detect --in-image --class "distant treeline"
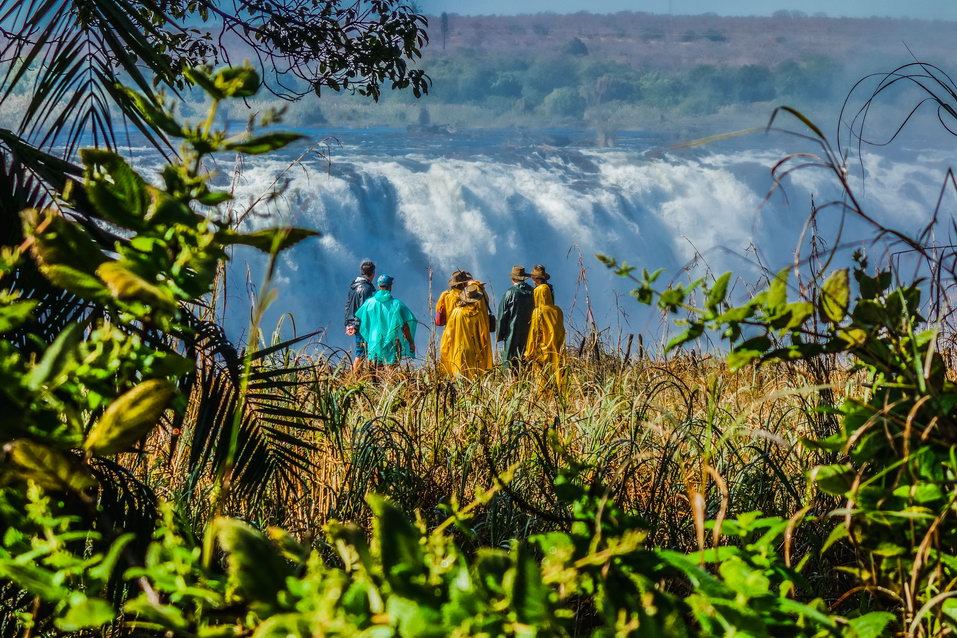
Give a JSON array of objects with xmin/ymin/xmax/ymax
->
[
  {"xmin": 393, "ymin": 49, "xmax": 843, "ymax": 120},
  {"xmin": 40, "ymin": 10, "xmax": 937, "ymax": 132}
]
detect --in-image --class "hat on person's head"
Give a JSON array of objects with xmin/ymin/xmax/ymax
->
[
  {"xmin": 530, "ymin": 264, "xmax": 551, "ymax": 281},
  {"xmin": 376, "ymin": 274, "xmax": 394, "ymax": 287},
  {"xmin": 459, "ymin": 283, "xmax": 484, "ymax": 304},
  {"xmin": 509, "ymin": 265, "xmax": 529, "ymax": 280},
  {"xmin": 448, "ymin": 269, "xmax": 471, "ymax": 287}
]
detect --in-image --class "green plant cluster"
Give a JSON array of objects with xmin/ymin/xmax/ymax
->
[
  {"xmin": 0, "ymin": 65, "xmax": 317, "ymax": 632},
  {"xmin": 4, "ymin": 456, "xmax": 891, "ymax": 636},
  {"xmin": 600, "ymin": 242, "xmax": 957, "ymax": 633}
]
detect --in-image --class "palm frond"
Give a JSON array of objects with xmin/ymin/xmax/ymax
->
[
  {"xmin": 0, "ymin": 0, "xmax": 190, "ymax": 153},
  {"xmin": 179, "ymin": 324, "xmax": 324, "ymax": 506}
]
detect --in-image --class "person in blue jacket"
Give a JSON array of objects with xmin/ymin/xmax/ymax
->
[{"xmin": 354, "ymin": 274, "xmax": 417, "ymax": 368}]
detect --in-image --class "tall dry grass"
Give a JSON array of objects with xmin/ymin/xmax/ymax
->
[{"xmin": 141, "ymin": 348, "xmax": 858, "ymax": 566}]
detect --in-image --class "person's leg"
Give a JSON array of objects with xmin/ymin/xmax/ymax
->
[{"xmin": 352, "ymin": 335, "xmax": 367, "ymax": 374}]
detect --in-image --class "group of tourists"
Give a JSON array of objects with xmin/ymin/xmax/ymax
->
[{"xmin": 342, "ymin": 260, "xmax": 566, "ymax": 381}]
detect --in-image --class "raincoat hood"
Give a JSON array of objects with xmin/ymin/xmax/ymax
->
[
  {"xmin": 534, "ymin": 283, "xmax": 555, "ymax": 307},
  {"xmin": 351, "ymin": 276, "xmax": 374, "ymax": 293}
]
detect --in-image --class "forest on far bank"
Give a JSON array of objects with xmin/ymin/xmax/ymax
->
[
  {"xmin": 187, "ymin": 11, "xmax": 957, "ymax": 133},
  {"xmin": 3, "ymin": 11, "xmax": 949, "ymax": 135}
]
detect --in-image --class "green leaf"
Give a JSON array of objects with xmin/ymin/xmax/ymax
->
[
  {"xmin": 846, "ymin": 611, "xmax": 896, "ymax": 638},
  {"xmin": 837, "ymin": 327, "xmax": 868, "ymax": 347},
  {"xmin": 122, "ymin": 598, "xmax": 188, "ymax": 631},
  {"xmin": 24, "ymin": 209, "xmax": 106, "ymax": 273},
  {"xmin": 511, "ymin": 542, "xmax": 549, "ymax": 625},
  {"xmin": 370, "ymin": 495, "xmax": 427, "ymax": 596},
  {"xmin": 196, "ymin": 190, "xmax": 233, "ymax": 206},
  {"xmin": 224, "ymin": 132, "xmax": 304, "ymax": 155},
  {"xmin": 726, "ymin": 336, "xmax": 771, "ymax": 371},
  {"xmin": 3, "ymin": 439, "xmax": 96, "ymax": 492},
  {"xmin": 666, "ymin": 322, "xmax": 704, "ymax": 351},
  {"xmin": 811, "ymin": 464, "xmax": 854, "ymax": 496},
  {"xmin": 766, "ymin": 267, "xmax": 789, "ymax": 316},
  {"xmin": 821, "ymin": 524, "xmax": 848, "ymax": 552},
  {"xmin": 56, "ymin": 597, "xmax": 115, "ymax": 631},
  {"xmin": 943, "ymin": 598, "xmax": 957, "ymax": 624},
  {"xmin": 0, "ymin": 561, "xmax": 69, "ymax": 601},
  {"xmin": 96, "ymin": 261, "xmax": 178, "ymax": 312},
  {"xmin": 706, "ymin": 272, "xmax": 731, "ymax": 310},
  {"xmin": 25, "ymin": 322, "xmax": 82, "ymax": 390},
  {"xmin": 717, "ymin": 557, "xmax": 770, "ymax": 598},
  {"xmin": 121, "ymin": 88, "xmax": 182, "ymax": 137},
  {"xmin": 386, "ymin": 596, "xmax": 444, "ymax": 638},
  {"xmin": 84, "ymin": 379, "xmax": 177, "ymax": 455},
  {"xmin": 218, "ymin": 227, "xmax": 320, "ymax": 253},
  {"xmin": 39, "ymin": 264, "xmax": 110, "ymax": 301},
  {"xmin": 0, "ymin": 300, "xmax": 38, "ymax": 333},
  {"xmin": 214, "ymin": 517, "xmax": 293, "ymax": 609},
  {"xmin": 715, "ymin": 303, "xmax": 757, "ymax": 324},
  {"xmin": 184, "ymin": 67, "xmax": 225, "ymax": 100},
  {"xmin": 819, "ymin": 269, "xmax": 850, "ymax": 324},
  {"xmin": 214, "ymin": 66, "xmax": 261, "ymax": 98},
  {"xmin": 147, "ymin": 189, "xmax": 199, "ymax": 226},
  {"xmin": 80, "ymin": 149, "xmax": 151, "ymax": 229},
  {"xmin": 658, "ymin": 287, "xmax": 685, "ymax": 313},
  {"xmin": 800, "ymin": 431, "xmax": 847, "ymax": 453},
  {"xmin": 779, "ymin": 301, "xmax": 814, "ymax": 333},
  {"xmin": 88, "ymin": 534, "xmax": 136, "ymax": 585}
]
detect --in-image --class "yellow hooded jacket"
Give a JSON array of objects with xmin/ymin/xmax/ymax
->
[
  {"xmin": 525, "ymin": 284, "xmax": 565, "ymax": 381},
  {"xmin": 440, "ymin": 287, "xmax": 493, "ymax": 378},
  {"xmin": 439, "ymin": 281, "xmax": 491, "ymax": 375}
]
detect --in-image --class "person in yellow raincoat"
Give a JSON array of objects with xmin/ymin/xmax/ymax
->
[
  {"xmin": 437, "ymin": 270, "xmax": 492, "ymax": 375},
  {"xmin": 436, "ymin": 270, "xmax": 470, "ymax": 327},
  {"xmin": 524, "ymin": 279, "xmax": 565, "ymax": 386},
  {"xmin": 440, "ymin": 283, "xmax": 493, "ymax": 378}
]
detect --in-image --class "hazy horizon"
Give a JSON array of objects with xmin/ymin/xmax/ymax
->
[{"xmin": 422, "ymin": 1, "xmax": 957, "ymax": 22}]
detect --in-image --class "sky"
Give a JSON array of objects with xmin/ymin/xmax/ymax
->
[{"xmin": 420, "ymin": 1, "xmax": 957, "ymax": 21}]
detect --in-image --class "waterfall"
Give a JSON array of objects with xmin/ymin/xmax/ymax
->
[{"xmin": 133, "ymin": 130, "xmax": 956, "ymax": 354}]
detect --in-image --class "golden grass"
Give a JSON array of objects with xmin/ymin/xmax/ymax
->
[{"xmin": 141, "ymin": 351, "xmax": 858, "ymax": 552}]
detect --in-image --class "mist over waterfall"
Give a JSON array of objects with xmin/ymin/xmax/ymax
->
[{"xmin": 197, "ymin": 128, "xmax": 957, "ymax": 356}]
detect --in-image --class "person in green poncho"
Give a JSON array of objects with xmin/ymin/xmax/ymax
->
[
  {"xmin": 496, "ymin": 265, "xmax": 535, "ymax": 370},
  {"xmin": 354, "ymin": 274, "xmax": 417, "ymax": 366}
]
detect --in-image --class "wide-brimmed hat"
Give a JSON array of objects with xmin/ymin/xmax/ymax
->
[
  {"xmin": 459, "ymin": 283, "xmax": 484, "ymax": 304},
  {"xmin": 448, "ymin": 269, "xmax": 471, "ymax": 287},
  {"xmin": 530, "ymin": 264, "xmax": 551, "ymax": 281},
  {"xmin": 509, "ymin": 265, "xmax": 529, "ymax": 280}
]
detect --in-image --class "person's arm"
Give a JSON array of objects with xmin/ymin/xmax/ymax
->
[
  {"xmin": 496, "ymin": 290, "xmax": 511, "ymax": 343},
  {"xmin": 401, "ymin": 322, "xmax": 415, "ymax": 354},
  {"xmin": 344, "ymin": 288, "xmax": 356, "ymax": 330},
  {"xmin": 435, "ymin": 291, "xmax": 447, "ymax": 326},
  {"xmin": 524, "ymin": 311, "xmax": 540, "ymax": 360}
]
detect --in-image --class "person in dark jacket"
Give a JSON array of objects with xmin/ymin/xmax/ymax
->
[
  {"xmin": 344, "ymin": 259, "xmax": 376, "ymax": 372},
  {"xmin": 496, "ymin": 265, "xmax": 535, "ymax": 370}
]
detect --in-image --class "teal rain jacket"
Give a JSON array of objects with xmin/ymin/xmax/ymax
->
[{"xmin": 354, "ymin": 289, "xmax": 417, "ymax": 364}]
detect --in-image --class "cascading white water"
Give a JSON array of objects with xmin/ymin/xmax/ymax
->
[{"xmin": 140, "ymin": 129, "xmax": 957, "ymax": 356}]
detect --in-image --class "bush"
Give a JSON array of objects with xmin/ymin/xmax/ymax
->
[
  {"xmin": 541, "ymin": 87, "xmax": 587, "ymax": 118},
  {"xmin": 562, "ymin": 36, "xmax": 589, "ymax": 56}
]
